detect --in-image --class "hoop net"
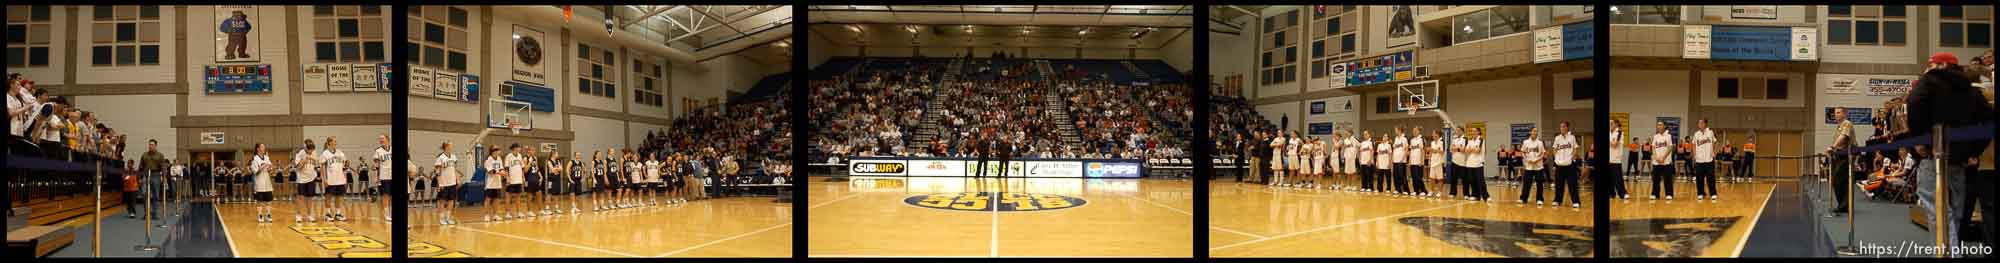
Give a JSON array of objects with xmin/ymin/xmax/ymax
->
[{"xmin": 507, "ymin": 120, "xmax": 523, "ymax": 135}]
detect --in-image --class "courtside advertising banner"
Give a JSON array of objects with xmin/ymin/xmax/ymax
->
[
  {"xmin": 1085, "ymin": 161, "xmax": 1144, "ymax": 178},
  {"xmin": 848, "ymin": 159, "xmax": 908, "ymax": 176},
  {"xmin": 1023, "ymin": 161, "xmax": 1083, "ymax": 178},
  {"xmin": 907, "ymin": 159, "xmax": 964, "ymax": 176}
]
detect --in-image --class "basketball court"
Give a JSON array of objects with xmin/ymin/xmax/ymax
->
[
  {"xmin": 1209, "ymin": 181, "xmax": 1596, "ymax": 257},
  {"xmin": 808, "ymin": 176, "xmax": 1193, "ymax": 257}
]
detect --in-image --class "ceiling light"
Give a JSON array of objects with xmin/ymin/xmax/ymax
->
[
  {"xmin": 512, "ymin": 34, "xmax": 521, "ymax": 39},
  {"xmin": 848, "ymin": 25, "xmax": 862, "ymax": 32},
  {"xmin": 775, "ymin": 41, "xmax": 789, "ymax": 47},
  {"xmin": 1609, "ymin": 6, "xmax": 1620, "ymax": 14}
]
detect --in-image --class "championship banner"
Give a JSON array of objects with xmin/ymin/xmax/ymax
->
[
  {"xmin": 213, "ymin": 6, "xmax": 261, "ymax": 63},
  {"xmin": 461, "ymin": 74, "xmax": 481, "ymax": 102},
  {"xmin": 351, "ymin": 63, "xmax": 379, "ymax": 92},
  {"xmin": 410, "ymin": 66, "xmax": 434, "ymax": 96},
  {"xmin": 434, "ymin": 71, "xmax": 462, "ymax": 100},
  {"xmin": 328, "ymin": 64, "xmax": 353, "ymax": 91},
  {"xmin": 907, "ymin": 159, "xmax": 964, "ymax": 176},
  {"xmin": 302, "ymin": 64, "xmax": 329, "ymax": 92},
  {"xmin": 510, "ymin": 25, "xmax": 548, "ymax": 85}
]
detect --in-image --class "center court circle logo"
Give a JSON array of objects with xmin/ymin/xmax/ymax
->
[{"xmin": 903, "ymin": 192, "xmax": 1087, "ymax": 212}]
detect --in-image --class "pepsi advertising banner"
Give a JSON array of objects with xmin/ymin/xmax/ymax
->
[{"xmin": 1085, "ymin": 161, "xmax": 1144, "ymax": 178}]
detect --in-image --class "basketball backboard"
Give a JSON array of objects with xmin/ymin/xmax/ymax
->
[
  {"xmin": 487, "ymin": 99, "xmax": 533, "ymax": 131},
  {"xmin": 1396, "ymin": 80, "xmax": 1441, "ymax": 112}
]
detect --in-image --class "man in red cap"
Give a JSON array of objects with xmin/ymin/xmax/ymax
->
[{"xmin": 1906, "ymin": 51, "xmax": 1994, "ymax": 251}]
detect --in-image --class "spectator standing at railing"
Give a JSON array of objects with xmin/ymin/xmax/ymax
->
[
  {"xmin": 1904, "ymin": 52, "xmax": 1994, "ymax": 249},
  {"xmin": 141, "ymin": 139, "xmax": 168, "ymax": 220}
]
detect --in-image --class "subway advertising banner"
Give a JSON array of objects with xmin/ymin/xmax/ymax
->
[{"xmin": 849, "ymin": 157, "xmax": 1144, "ymax": 178}]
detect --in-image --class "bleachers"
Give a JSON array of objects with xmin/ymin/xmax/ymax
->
[
  {"xmin": 733, "ymin": 73, "xmax": 791, "ymax": 105},
  {"xmin": 1133, "ymin": 60, "xmax": 1185, "ymax": 83},
  {"xmin": 812, "ymin": 57, "xmax": 863, "ymax": 79}
]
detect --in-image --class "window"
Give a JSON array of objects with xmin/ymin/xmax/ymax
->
[
  {"xmin": 1308, "ymin": 7, "xmax": 1355, "ymax": 81},
  {"xmin": 1340, "ymin": 34, "xmax": 1355, "ymax": 53},
  {"xmin": 1765, "ymin": 79, "xmax": 1788, "ymax": 99},
  {"xmin": 1375, "ymin": 96, "xmax": 1392, "ymax": 114},
  {"xmin": 1717, "ymin": 78, "xmax": 1740, "ymax": 98},
  {"xmin": 1571, "ymin": 77, "xmax": 1594, "ymax": 100},
  {"xmin": 577, "ymin": 43, "xmax": 616, "ymax": 99},
  {"xmin": 631, "ymin": 59, "xmax": 664, "ymax": 107},
  {"xmin": 1311, "ymin": 40, "xmax": 1324, "ymax": 58},
  {"xmin": 1261, "ymin": 8, "xmax": 1303, "ymax": 85},
  {"xmin": 1828, "ymin": 6, "xmax": 1907, "ymax": 46},
  {"xmin": 408, "ymin": 6, "xmax": 469, "ymax": 72},
  {"xmin": 1453, "ymin": 9, "xmax": 1491, "ymax": 44},
  {"xmin": 1612, "ymin": 5, "xmax": 1680, "ymax": 25},
  {"xmin": 6, "ymin": 5, "xmax": 54, "ymax": 67},
  {"xmin": 1938, "ymin": 5, "xmax": 1992, "ymax": 48},
  {"xmin": 1490, "ymin": 6, "xmax": 1530, "ymax": 36},
  {"xmin": 315, "ymin": 5, "xmax": 387, "ymax": 63},
  {"xmin": 90, "ymin": 5, "xmax": 161, "ymax": 66}
]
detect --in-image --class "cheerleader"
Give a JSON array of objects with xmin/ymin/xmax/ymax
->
[
  {"xmin": 433, "ymin": 142, "xmax": 461, "ymax": 225},
  {"xmin": 251, "ymin": 143, "xmax": 276, "ymax": 223},
  {"xmin": 1520, "ymin": 127, "xmax": 1547, "ymax": 205}
]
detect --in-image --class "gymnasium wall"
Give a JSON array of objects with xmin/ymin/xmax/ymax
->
[
  {"xmin": 9, "ymin": 6, "xmax": 69, "ymax": 85},
  {"xmin": 407, "ymin": 130, "xmax": 478, "ymax": 176},
  {"xmin": 1209, "ymin": 15, "xmax": 1256, "ymax": 98},
  {"xmin": 567, "ymin": 114, "xmax": 628, "ymax": 157},
  {"xmin": 1159, "ymin": 29, "xmax": 1193, "ymax": 72},
  {"xmin": 1437, "ymin": 75, "xmax": 1541, "ymax": 176},
  {"xmin": 1610, "ymin": 69, "xmax": 1691, "ymax": 140},
  {"xmin": 301, "ymin": 125, "xmax": 392, "ymax": 165},
  {"xmin": 486, "ymin": 10, "xmax": 567, "ymax": 131}
]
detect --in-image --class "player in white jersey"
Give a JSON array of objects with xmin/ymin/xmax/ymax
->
[
  {"xmin": 645, "ymin": 152, "xmax": 664, "ymax": 206},
  {"xmin": 1649, "ymin": 122, "xmax": 1676, "ymax": 200},
  {"xmin": 434, "ymin": 142, "xmax": 461, "ymax": 225},
  {"xmin": 1357, "ymin": 131, "xmax": 1376, "ymax": 192},
  {"xmin": 1519, "ymin": 127, "xmax": 1547, "ymax": 205},
  {"xmin": 1551, "ymin": 121, "xmax": 1582, "ymax": 208},
  {"xmin": 1305, "ymin": 137, "xmax": 1323, "ymax": 188},
  {"xmin": 1374, "ymin": 134, "xmax": 1393, "ymax": 194},
  {"xmin": 251, "ymin": 143, "xmax": 276, "ymax": 223},
  {"xmin": 1690, "ymin": 118, "xmax": 1718, "ymax": 200},
  {"xmin": 483, "ymin": 146, "xmax": 506, "ymax": 221},
  {"xmin": 1286, "ymin": 132, "xmax": 1303, "ymax": 187},
  {"xmin": 1340, "ymin": 131, "xmax": 1360, "ymax": 191},
  {"xmin": 294, "ymin": 140, "xmax": 320, "ymax": 223},
  {"xmin": 504, "ymin": 144, "xmax": 527, "ymax": 218},
  {"xmin": 374, "ymin": 135, "xmax": 393, "ymax": 221},
  {"xmin": 1608, "ymin": 120, "xmax": 1630, "ymax": 199},
  {"xmin": 1268, "ymin": 133, "xmax": 1288, "ymax": 187},
  {"xmin": 321, "ymin": 137, "xmax": 350, "ymax": 221},
  {"xmin": 1409, "ymin": 126, "xmax": 1430, "ymax": 196},
  {"xmin": 1391, "ymin": 127, "xmax": 1410, "ymax": 195},
  {"xmin": 1465, "ymin": 128, "xmax": 1490, "ymax": 201},
  {"xmin": 1428, "ymin": 130, "xmax": 1447, "ymax": 196}
]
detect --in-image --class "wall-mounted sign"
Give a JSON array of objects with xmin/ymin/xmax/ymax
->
[
  {"xmin": 352, "ymin": 63, "xmax": 379, "ymax": 91},
  {"xmin": 327, "ymin": 64, "xmax": 352, "ymax": 91},
  {"xmin": 510, "ymin": 25, "xmax": 548, "ymax": 85},
  {"xmin": 1510, "ymin": 123, "xmax": 1537, "ymax": 145},
  {"xmin": 1693, "ymin": 25, "xmax": 1816, "ymax": 61},
  {"xmin": 1864, "ymin": 78, "xmax": 1913, "ymax": 96},
  {"xmin": 1824, "ymin": 107, "xmax": 1875, "ymax": 125},
  {"xmin": 1683, "ymin": 25, "xmax": 1711, "ymax": 59},
  {"xmin": 200, "ymin": 132, "xmax": 226, "ymax": 145},
  {"xmin": 302, "ymin": 64, "xmax": 329, "ymax": 92},
  {"xmin": 1561, "ymin": 22, "xmax": 1594, "ymax": 61},
  {"xmin": 213, "ymin": 6, "xmax": 261, "ymax": 63},
  {"xmin": 1730, "ymin": 6, "xmax": 1779, "ymax": 19},
  {"xmin": 410, "ymin": 66, "xmax": 434, "ymax": 96},
  {"xmin": 1534, "ymin": 26, "xmax": 1565, "ymax": 63}
]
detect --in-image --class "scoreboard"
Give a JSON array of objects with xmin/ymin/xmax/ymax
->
[{"xmin": 205, "ymin": 64, "xmax": 273, "ymax": 94}]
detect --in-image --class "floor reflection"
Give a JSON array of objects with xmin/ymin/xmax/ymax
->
[
  {"xmin": 1608, "ymin": 217, "xmax": 1742, "ymax": 257},
  {"xmin": 1397, "ymin": 216, "xmax": 1594, "ymax": 258}
]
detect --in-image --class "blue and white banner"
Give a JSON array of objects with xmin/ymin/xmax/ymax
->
[{"xmin": 1693, "ymin": 25, "xmax": 1817, "ymax": 61}]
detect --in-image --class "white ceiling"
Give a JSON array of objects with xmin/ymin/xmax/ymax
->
[
  {"xmin": 598, "ymin": 5, "xmax": 792, "ymax": 63},
  {"xmin": 809, "ymin": 5, "xmax": 1193, "ymax": 48}
]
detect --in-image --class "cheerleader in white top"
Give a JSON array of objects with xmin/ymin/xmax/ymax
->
[
  {"xmin": 374, "ymin": 134, "xmax": 393, "ymax": 222},
  {"xmin": 1409, "ymin": 126, "xmax": 1430, "ymax": 196},
  {"xmin": 321, "ymin": 137, "xmax": 350, "ymax": 221},
  {"xmin": 433, "ymin": 142, "xmax": 461, "ymax": 225},
  {"xmin": 294, "ymin": 140, "xmax": 320, "ymax": 223},
  {"xmin": 1340, "ymin": 131, "xmax": 1361, "ymax": 191},
  {"xmin": 1374, "ymin": 134, "xmax": 1393, "ymax": 194},
  {"xmin": 1357, "ymin": 131, "xmax": 1376, "ymax": 192}
]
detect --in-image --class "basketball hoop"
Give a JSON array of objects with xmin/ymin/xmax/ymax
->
[
  {"xmin": 1405, "ymin": 101, "xmax": 1420, "ymax": 116},
  {"xmin": 507, "ymin": 120, "xmax": 523, "ymax": 135}
]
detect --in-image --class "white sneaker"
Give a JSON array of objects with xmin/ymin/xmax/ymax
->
[
  {"xmin": 1666, "ymin": 196, "xmax": 1674, "ymax": 200},
  {"xmin": 1536, "ymin": 201, "xmax": 1544, "ymax": 205},
  {"xmin": 296, "ymin": 215, "xmax": 304, "ymax": 222}
]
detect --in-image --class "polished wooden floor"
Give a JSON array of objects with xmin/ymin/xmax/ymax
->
[
  {"xmin": 1608, "ymin": 179, "xmax": 1777, "ymax": 257},
  {"xmin": 406, "ymin": 197, "xmax": 791, "ymax": 257},
  {"xmin": 215, "ymin": 201, "xmax": 397, "ymax": 257},
  {"xmin": 808, "ymin": 176, "xmax": 1193, "ymax": 257},
  {"xmin": 1210, "ymin": 179, "xmax": 1595, "ymax": 258}
]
